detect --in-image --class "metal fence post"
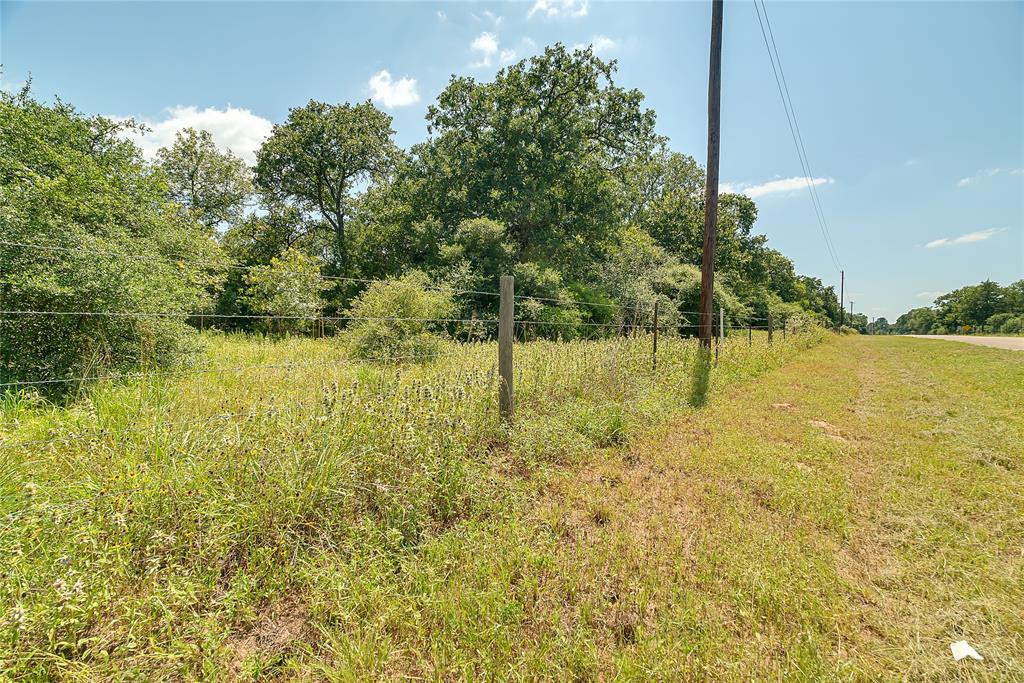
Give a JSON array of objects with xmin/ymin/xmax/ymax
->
[
  {"xmin": 652, "ymin": 300, "xmax": 659, "ymax": 370},
  {"xmin": 748, "ymin": 321, "xmax": 752, "ymax": 346},
  {"xmin": 499, "ymin": 275, "xmax": 514, "ymax": 421},
  {"xmin": 719, "ymin": 305, "xmax": 725, "ymax": 342}
]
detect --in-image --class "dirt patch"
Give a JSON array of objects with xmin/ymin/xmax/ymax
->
[
  {"xmin": 226, "ymin": 598, "xmax": 310, "ymax": 676},
  {"xmin": 809, "ymin": 419, "xmax": 850, "ymax": 443}
]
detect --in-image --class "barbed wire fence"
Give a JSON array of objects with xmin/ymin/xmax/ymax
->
[{"xmin": 1, "ymin": 239, "xmax": 790, "ymax": 522}]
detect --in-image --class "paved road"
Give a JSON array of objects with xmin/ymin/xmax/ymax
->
[{"xmin": 905, "ymin": 334, "xmax": 1024, "ymax": 351}]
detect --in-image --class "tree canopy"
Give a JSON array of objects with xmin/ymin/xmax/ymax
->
[
  {"xmin": 3, "ymin": 43, "xmax": 862, "ymax": 388},
  {"xmin": 255, "ymin": 100, "xmax": 400, "ymax": 273},
  {"xmin": 892, "ymin": 279, "xmax": 1024, "ymax": 335},
  {"xmin": 155, "ymin": 128, "xmax": 252, "ymax": 231},
  {"xmin": 0, "ymin": 86, "xmax": 224, "ymax": 387}
]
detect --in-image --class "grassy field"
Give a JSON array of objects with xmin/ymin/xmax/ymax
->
[{"xmin": 2, "ymin": 331, "xmax": 1022, "ymax": 681}]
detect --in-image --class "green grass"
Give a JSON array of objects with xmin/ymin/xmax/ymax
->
[
  {"xmin": 4, "ymin": 332, "xmax": 1020, "ymax": 680},
  {"xmin": 0, "ymin": 329, "xmax": 824, "ymax": 679}
]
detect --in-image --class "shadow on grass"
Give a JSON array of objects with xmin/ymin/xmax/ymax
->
[{"xmin": 689, "ymin": 346, "xmax": 714, "ymax": 407}]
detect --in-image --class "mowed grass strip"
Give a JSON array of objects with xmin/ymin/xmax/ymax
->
[{"xmin": 495, "ymin": 336, "xmax": 1022, "ymax": 681}]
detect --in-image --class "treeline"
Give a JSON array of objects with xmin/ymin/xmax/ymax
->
[
  {"xmin": 890, "ymin": 280, "xmax": 1024, "ymax": 335},
  {"xmin": 1, "ymin": 45, "xmax": 842, "ymax": 385}
]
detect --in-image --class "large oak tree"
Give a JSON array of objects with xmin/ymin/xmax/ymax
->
[{"xmin": 255, "ymin": 100, "xmax": 399, "ymax": 272}]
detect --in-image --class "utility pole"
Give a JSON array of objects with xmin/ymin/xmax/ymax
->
[
  {"xmin": 849, "ymin": 301, "xmax": 854, "ymax": 318},
  {"xmin": 698, "ymin": 0, "xmax": 724, "ymax": 349},
  {"xmin": 839, "ymin": 270, "xmax": 844, "ymax": 328}
]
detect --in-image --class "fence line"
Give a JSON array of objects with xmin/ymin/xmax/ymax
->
[
  {"xmin": 1, "ymin": 272, "xmax": 807, "ymax": 520},
  {"xmin": 2, "ymin": 272, "xmax": 792, "ymax": 411}
]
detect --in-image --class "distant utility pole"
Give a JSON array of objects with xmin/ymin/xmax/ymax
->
[
  {"xmin": 698, "ymin": 0, "xmax": 724, "ymax": 349},
  {"xmin": 839, "ymin": 270, "xmax": 845, "ymax": 328},
  {"xmin": 849, "ymin": 301, "xmax": 854, "ymax": 317}
]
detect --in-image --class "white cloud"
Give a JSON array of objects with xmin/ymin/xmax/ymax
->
[
  {"xmin": 497, "ymin": 38, "xmax": 540, "ymax": 65},
  {"xmin": 368, "ymin": 70, "xmax": 420, "ymax": 108},
  {"xmin": 925, "ymin": 228, "xmax": 1005, "ymax": 248},
  {"xmin": 474, "ymin": 9, "xmax": 502, "ymax": 27},
  {"xmin": 528, "ymin": 0, "xmax": 589, "ymax": 20},
  {"xmin": 572, "ymin": 34, "xmax": 619, "ymax": 55},
  {"xmin": 957, "ymin": 168, "xmax": 1001, "ymax": 187},
  {"xmin": 118, "ymin": 105, "xmax": 272, "ymax": 165},
  {"xmin": 471, "ymin": 32, "xmax": 500, "ymax": 67},
  {"xmin": 1, "ymin": 76, "xmax": 26, "ymax": 94},
  {"xmin": 436, "ymin": 10, "xmax": 447, "ymax": 22},
  {"xmin": 916, "ymin": 291, "xmax": 946, "ymax": 299},
  {"xmin": 720, "ymin": 176, "xmax": 833, "ymax": 199}
]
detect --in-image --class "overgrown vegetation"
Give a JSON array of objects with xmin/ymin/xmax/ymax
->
[
  {"xmin": 0, "ymin": 328, "xmax": 825, "ymax": 678},
  {"xmin": 4, "ymin": 332, "xmax": 1021, "ymax": 679},
  {"xmin": 344, "ymin": 272, "xmax": 456, "ymax": 361},
  {"xmin": 0, "ymin": 86, "xmax": 225, "ymax": 387}
]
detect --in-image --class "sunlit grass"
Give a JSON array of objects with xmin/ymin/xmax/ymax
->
[{"xmin": 0, "ymin": 328, "xmax": 825, "ymax": 678}]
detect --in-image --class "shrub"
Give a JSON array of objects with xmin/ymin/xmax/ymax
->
[
  {"xmin": 986, "ymin": 313, "xmax": 1014, "ymax": 331},
  {"xmin": 241, "ymin": 248, "xmax": 330, "ymax": 335},
  {"xmin": 1001, "ymin": 316, "xmax": 1024, "ymax": 334},
  {"xmin": 783, "ymin": 311, "xmax": 821, "ymax": 335},
  {"xmin": 345, "ymin": 272, "xmax": 455, "ymax": 361},
  {"xmin": 0, "ymin": 87, "xmax": 225, "ymax": 392}
]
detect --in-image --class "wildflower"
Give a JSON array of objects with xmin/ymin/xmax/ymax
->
[{"xmin": 8, "ymin": 605, "xmax": 27, "ymax": 631}]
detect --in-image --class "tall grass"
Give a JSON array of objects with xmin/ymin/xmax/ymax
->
[{"xmin": 0, "ymin": 327, "xmax": 826, "ymax": 677}]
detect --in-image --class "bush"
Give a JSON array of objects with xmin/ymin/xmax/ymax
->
[
  {"xmin": 241, "ymin": 248, "xmax": 330, "ymax": 335},
  {"xmin": 839, "ymin": 325, "xmax": 859, "ymax": 335},
  {"xmin": 986, "ymin": 313, "xmax": 1014, "ymax": 331},
  {"xmin": 1001, "ymin": 316, "xmax": 1024, "ymax": 334},
  {"xmin": 0, "ymin": 87, "xmax": 224, "ymax": 392},
  {"xmin": 783, "ymin": 311, "xmax": 821, "ymax": 335},
  {"xmin": 345, "ymin": 272, "xmax": 455, "ymax": 361}
]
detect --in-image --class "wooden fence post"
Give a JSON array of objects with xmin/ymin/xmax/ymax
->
[
  {"xmin": 652, "ymin": 300, "xmax": 659, "ymax": 370},
  {"xmin": 748, "ymin": 321, "xmax": 752, "ymax": 346},
  {"xmin": 767, "ymin": 313, "xmax": 774, "ymax": 344},
  {"xmin": 719, "ymin": 305, "xmax": 725, "ymax": 342},
  {"xmin": 782, "ymin": 317, "xmax": 787, "ymax": 341},
  {"xmin": 499, "ymin": 275, "xmax": 515, "ymax": 422}
]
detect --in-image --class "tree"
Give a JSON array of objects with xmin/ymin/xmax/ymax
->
[
  {"xmin": 935, "ymin": 280, "xmax": 1003, "ymax": 330},
  {"xmin": 412, "ymin": 44, "xmax": 661, "ymax": 273},
  {"xmin": 255, "ymin": 101, "xmax": 400, "ymax": 272},
  {"xmin": 241, "ymin": 248, "xmax": 330, "ymax": 334},
  {"xmin": 0, "ymin": 86, "xmax": 225, "ymax": 390},
  {"xmin": 626, "ymin": 148, "xmax": 704, "ymax": 261},
  {"xmin": 867, "ymin": 317, "xmax": 890, "ymax": 335},
  {"xmin": 1003, "ymin": 280, "xmax": 1024, "ymax": 313},
  {"xmin": 155, "ymin": 128, "xmax": 253, "ymax": 231},
  {"xmin": 894, "ymin": 307, "xmax": 936, "ymax": 334}
]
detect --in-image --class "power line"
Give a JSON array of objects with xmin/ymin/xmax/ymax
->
[{"xmin": 753, "ymin": 0, "xmax": 843, "ymax": 273}]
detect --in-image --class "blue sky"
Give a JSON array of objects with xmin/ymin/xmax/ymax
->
[{"xmin": 2, "ymin": 0, "xmax": 1022, "ymax": 320}]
